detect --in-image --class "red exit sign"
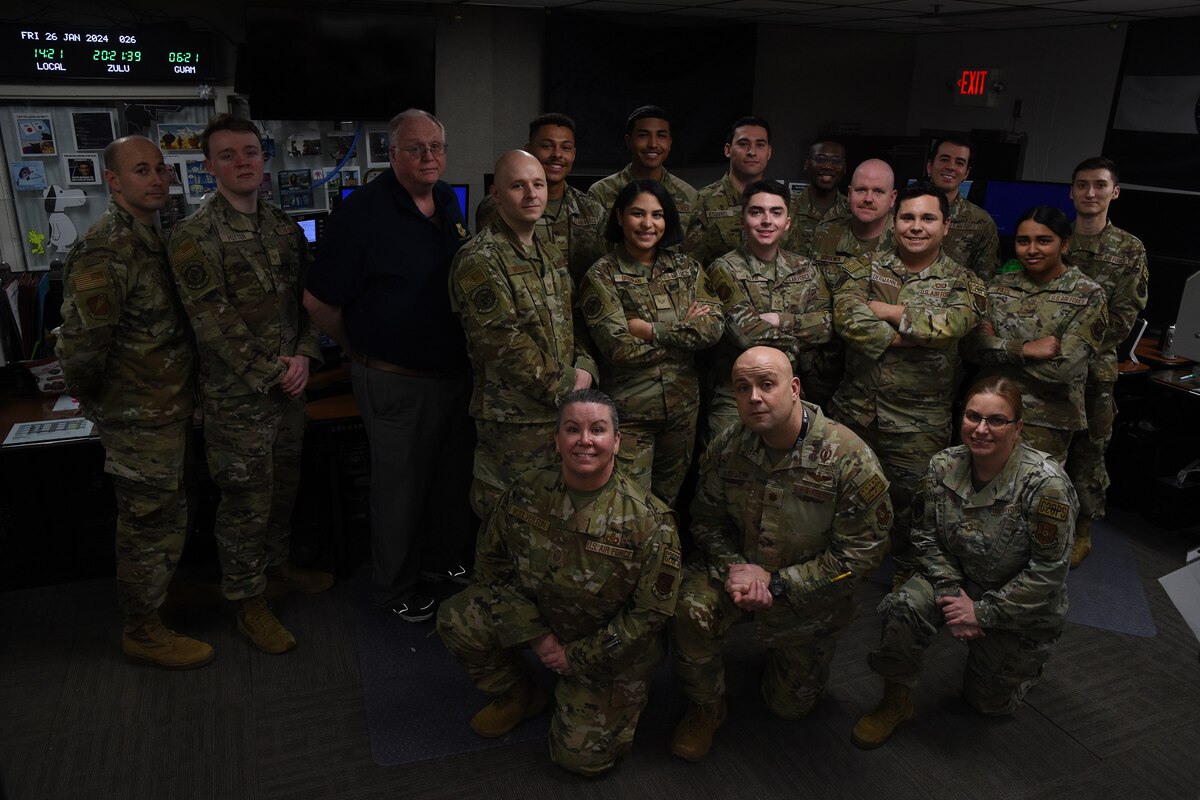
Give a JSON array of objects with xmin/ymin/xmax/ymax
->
[{"xmin": 957, "ymin": 69, "xmax": 989, "ymax": 96}]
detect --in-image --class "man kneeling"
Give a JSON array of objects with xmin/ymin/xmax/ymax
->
[
  {"xmin": 670, "ymin": 346, "xmax": 891, "ymax": 761},
  {"xmin": 437, "ymin": 389, "xmax": 682, "ymax": 775}
]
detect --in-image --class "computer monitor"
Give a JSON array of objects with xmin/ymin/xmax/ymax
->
[
  {"xmin": 451, "ymin": 184, "xmax": 469, "ymax": 218},
  {"xmin": 297, "ymin": 218, "xmax": 318, "ymax": 245},
  {"xmin": 980, "ymin": 181, "xmax": 1076, "ymax": 238},
  {"xmin": 289, "ymin": 210, "xmax": 328, "ymax": 249}
]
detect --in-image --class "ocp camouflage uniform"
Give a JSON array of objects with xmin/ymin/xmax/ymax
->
[
  {"xmin": 705, "ymin": 246, "xmax": 833, "ymax": 437},
  {"xmin": 57, "ymin": 200, "xmax": 195, "ymax": 619},
  {"xmin": 943, "ymin": 194, "xmax": 1000, "ymax": 280},
  {"xmin": 784, "ymin": 188, "xmax": 849, "ymax": 258},
  {"xmin": 683, "ymin": 173, "xmax": 745, "ymax": 267},
  {"xmin": 587, "ymin": 165, "xmax": 697, "ymax": 231},
  {"xmin": 450, "ymin": 219, "xmax": 598, "ymax": 519},
  {"xmin": 963, "ymin": 266, "xmax": 1108, "ymax": 462},
  {"xmin": 830, "ymin": 249, "xmax": 984, "ymax": 572},
  {"xmin": 1066, "ymin": 222, "xmax": 1148, "ymax": 519},
  {"xmin": 168, "ymin": 191, "xmax": 322, "ymax": 600},
  {"xmin": 579, "ymin": 247, "xmax": 723, "ymax": 504},
  {"xmin": 807, "ymin": 218, "xmax": 894, "ymax": 408},
  {"xmin": 671, "ymin": 403, "xmax": 891, "ymax": 717},
  {"xmin": 476, "ymin": 185, "xmax": 606, "ymax": 288},
  {"xmin": 868, "ymin": 442, "xmax": 1076, "ymax": 714},
  {"xmin": 437, "ymin": 465, "xmax": 682, "ymax": 775}
]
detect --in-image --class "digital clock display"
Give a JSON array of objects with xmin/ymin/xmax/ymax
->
[{"xmin": 0, "ymin": 24, "xmax": 216, "ymax": 81}]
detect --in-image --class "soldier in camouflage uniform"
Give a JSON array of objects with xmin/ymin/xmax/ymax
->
[
  {"xmin": 830, "ymin": 184, "xmax": 984, "ymax": 587},
  {"xmin": 705, "ymin": 181, "xmax": 832, "ymax": 437},
  {"xmin": 669, "ymin": 346, "xmax": 891, "ymax": 761},
  {"xmin": 438, "ymin": 389, "xmax": 682, "ymax": 776},
  {"xmin": 57, "ymin": 135, "xmax": 211, "ymax": 670},
  {"xmin": 1064, "ymin": 157, "xmax": 1148, "ymax": 567},
  {"xmin": 475, "ymin": 113, "xmax": 606, "ymax": 288},
  {"xmin": 809, "ymin": 159, "xmax": 898, "ymax": 407},
  {"xmin": 852, "ymin": 377, "xmax": 1075, "ymax": 748},
  {"xmin": 579, "ymin": 179, "xmax": 723, "ymax": 505},
  {"xmin": 683, "ymin": 116, "xmax": 773, "ymax": 267},
  {"xmin": 925, "ymin": 135, "xmax": 1000, "ymax": 280},
  {"xmin": 784, "ymin": 140, "xmax": 850, "ymax": 258},
  {"xmin": 168, "ymin": 115, "xmax": 329, "ymax": 655},
  {"xmin": 963, "ymin": 206, "xmax": 1107, "ymax": 463},
  {"xmin": 588, "ymin": 105, "xmax": 697, "ymax": 231},
  {"xmin": 451, "ymin": 150, "xmax": 598, "ymax": 521}
]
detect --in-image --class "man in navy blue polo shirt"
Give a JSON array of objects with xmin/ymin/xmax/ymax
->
[{"xmin": 304, "ymin": 109, "xmax": 474, "ymax": 622}]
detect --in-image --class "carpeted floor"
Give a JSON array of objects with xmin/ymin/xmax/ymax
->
[{"xmin": 1, "ymin": 506, "xmax": 1197, "ymax": 800}]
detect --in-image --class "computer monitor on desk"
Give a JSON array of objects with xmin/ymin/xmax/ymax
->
[{"xmin": 1173, "ymin": 268, "xmax": 1200, "ymax": 361}]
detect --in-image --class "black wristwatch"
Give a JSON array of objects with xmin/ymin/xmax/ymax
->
[{"xmin": 768, "ymin": 571, "xmax": 787, "ymax": 598}]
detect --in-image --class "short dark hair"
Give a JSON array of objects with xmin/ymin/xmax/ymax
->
[
  {"xmin": 807, "ymin": 139, "xmax": 845, "ymax": 156},
  {"xmin": 727, "ymin": 116, "xmax": 771, "ymax": 144},
  {"xmin": 895, "ymin": 181, "xmax": 949, "ymax": 219},
  {"xmin": 626, "ymin": 105, "xmax": 670, "ymax": 134},
  {"xmin": 929, "ymin": 134, "xmax": 973, "ymax": 167},
  {"xmin": 603, "ymin": 179, "xmax": 684, "ymax": 249},
  {"xmin": 741, "ymin": 179, "xmax": 789, "ymax": 207},
  {"xmin": 529, "ymin": 113, "xmax": 575, "ymax": 141},
  {"xmin": 201, "ymin": 113, "xmax": 262, "ymax": 159},
  {"xmin": 1015, "ymin": 205, "xmax": 1072, "ymax": 241},
  {"xmin": 557, "ymin": 388, "xmax": 620, "ymax": 432},
  {"xmin": 1071, "ymin": 156, "xmax": 1119, "ymax": 184}
]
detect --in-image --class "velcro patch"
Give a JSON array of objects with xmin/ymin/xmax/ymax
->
[
  {"xmin": 585, "ymin": 539, "xmax": 634, "ymax": 560},
  {"xmin": 220, "ymin": 231, "xmax": 255, "ymax": 243},
  {"xmin": 950, "ymin": 222, "xmax": 981, "ymax": 231},
  {"xmin": 1036, "ymin": 497, "xmax": 1071, "ymax": 521},
  {"xmin": 509, "ymin": 505, "xmax": 550, "ymax": 530},
  {"xmin": 1048, "ymin": 293, "xmax": 1087, "ymax": 306},
  {"xmin": 458, "ymin": 265, "xmax": 488, "ymax": 295},
  {"xmin": 471, "ymin": 285, "xmax": 499, "ymax": 315},
  {"xmin": 182, "ymin": 262, "xmax": 210, "ymax": 291},
  {"xmin": 870, "ymin": 273, "xmax": 900, "ymax": 289},
  {"xmin": 1034, "ymin": 521, "xmax": 1058, "ymax": 546},
  {"xmin": 794, "ymin": 482, "xmax": 835, "ymax": 503},
  {"xmin": 85, "ymin": 293, "xmax": 112, "ymax": 320},
  {"xmin": 858, "ymin": 474, "xmax": 887, "ymax": 506},
  {"xmin": 653, "ymin": 572, "xmax": 676, "ymax": 600},
  {"xmin": 71, "ymin": 270, "xmax": 107, "ymax": 292},
  {"xmin": 582, "ymin": 291, "xmax": 605, "ymax": 323},
  {"xmin": 706, "ymin": 208, "xmax": 739, "ymax": 219},
  {"xmin": 876, "ymin": 502, "xmax": 893, "ymax": 531},
  {"xmin": 663, "ymin": 546, "xmax": 682, "ymax": 570},
  {"xmin": 170, "ymin": 239, "xmax": 198, "ymax": 264}
]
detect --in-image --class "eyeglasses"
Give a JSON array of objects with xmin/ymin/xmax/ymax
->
[
  {"xmin": 393, "ymin": 143, "xmax": 447, "ymax": 159},
  {"xmin": 963, "ymin": 410, "xmax": 1018, "ymax": 429},
  {"xmin": 810, "ymin": 154, "xmax": 845, "ymax": 167}
]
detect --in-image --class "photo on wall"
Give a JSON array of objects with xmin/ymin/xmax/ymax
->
[
  {"xmin": 15, "ymin": 115, "xmax": 57, "ymax": 156},
  {"xmin": 70, "ymin": 111, "xmax": 116, "ymax": 151},
  {"xmin": 63, "ymin": 153, "xmax": 101, "ymax": 186},
  {"xmin": 367, "ymin": 130, "xmax": 389, "ymax": 166},
  {"xmin": 183, "ymin": 156, "xmax": 216, "ymax": 203},
  {"xmin": 158, "ymin": 124, "xmax": 203, "ymax": 152},
  {"xmin": 10, "ymin": 161, "xmax": 48, "ymax": 191}
]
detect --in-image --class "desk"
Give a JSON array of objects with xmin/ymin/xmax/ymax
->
[{"xmin": 0, "ymin": 364, "xmax": 372, "ymax": 589}]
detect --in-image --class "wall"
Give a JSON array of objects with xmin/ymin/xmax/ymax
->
[
  {"xmin": 434, "ymin": 5, "xmax": 543, "ymax": 229},
  {"xmin": 754, "ymin": 25, "xmax": 916, "ymax": 181},
  {"xmin": 908, "ymin": 23, "xmax": 1127, "ymax": 182}
]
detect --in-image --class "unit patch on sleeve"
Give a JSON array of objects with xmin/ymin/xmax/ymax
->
[{"xmin": 1035, "ymin": 497, "xmax": 1070, "ymax": 521}]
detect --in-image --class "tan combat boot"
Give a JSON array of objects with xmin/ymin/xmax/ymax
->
[
  {"xmin": 265, "ymin": 562, "xmax": 335, "ymax": 596},
  {"xmin": 237, "ymin": 595, "xmax": 297, "ymax": 654},
  {"xmin": 670, "ymin": 698, "xmax": 727, "ymax": 761},
  {"xmin": 123, "ymin": 613, "xmax": 215, "ymax": 670},
  {"xmin": 852, "ymin": 682, "xmax": 913, "ymax": 749},
  {"xmin": 1069, "ymin": 518, "xmax": 1092, "ymax": 569},
  {"xmin": 470, "ymin": 677, "xmax": 548, "ymax": 738}
]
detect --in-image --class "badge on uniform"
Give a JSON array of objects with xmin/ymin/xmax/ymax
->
[
  {"xmin": 1035, "ymin": 497, "xmax": 1070, "ymax": 522},
  {"xmin": 183, "ymin": 262, "xmax": 210, "ymax": 291},
  {"xmin": 653, "ymin": 571, "xmax": 676, "ymax": 601},
  {"xmin": 1034, "ymin": 522, "xmax": 1058, "ymax": 546},
  {"xmin": 550, "ymin": 545, "xmax": 565, "ymax": 566},
  {"xmin": 876, "ymin": 502, "xmax": 893, "ymax": 531},
  {"xmin": 858, "ymin": 474, "xmax": 887, "ymax": 506},
  {"xmin": 455, "ymin": 222, "xmax": 468, "ymax": 240},
  {"xmin": 582, "ymin": 291, "xmax": 605, "ymax": 324},
  {"xmin": 85, "ymin": 293, "xmax": 112, "ymax": 320},
  {"xmin": 471, "ymin": 285, "xmax": 499, "ymax": 315}
]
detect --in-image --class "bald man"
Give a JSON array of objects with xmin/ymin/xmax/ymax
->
[
  {"xmin": 57, "ymin": 136, "xmax": 211, "ymax": 669},
  {"xmin": 668, "ymin": 346, "xmax": 891, "ymax": 761},
  {"xmin": 450, "ymin": 150, "xmax": 598, "ymax": 520}
]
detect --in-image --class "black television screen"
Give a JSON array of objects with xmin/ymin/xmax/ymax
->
[
  {"xmin": 238, "ymin": 8, "xmax": 434, "ymax": 121},
  {"xmin": 981, "ymin": 181, "xmax": 1076, "ymax": 238}
]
